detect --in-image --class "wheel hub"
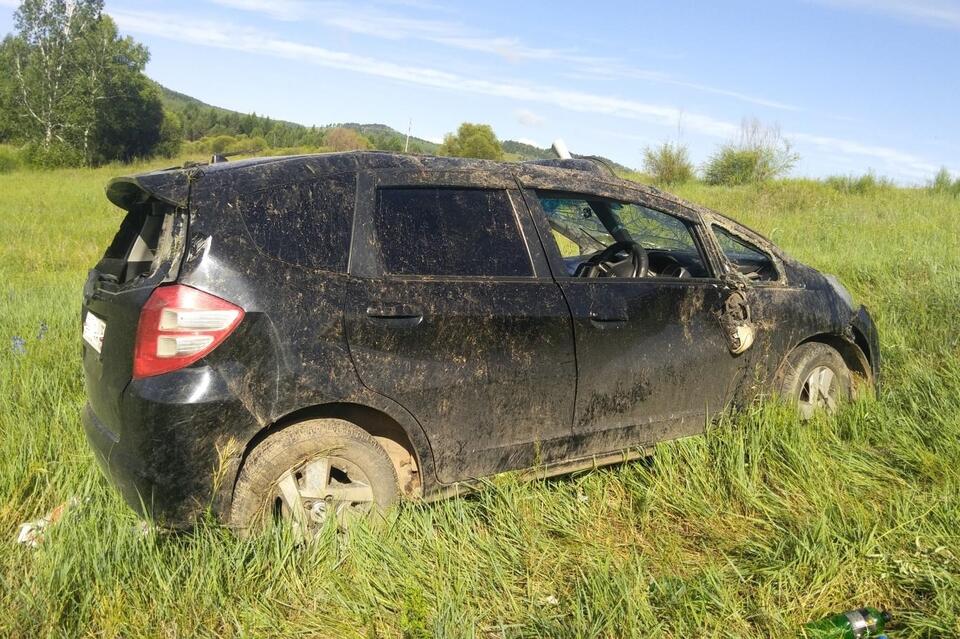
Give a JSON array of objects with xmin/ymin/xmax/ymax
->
[
  {"xmin": 273, "ymin": 456, "xmax": 375, "ymax": 537},
  {"xmin": 798, "ymin": 365, "xmax": 838, "ymax": 419}
]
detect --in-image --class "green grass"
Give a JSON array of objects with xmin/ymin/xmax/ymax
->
[{"xmin": 1, "ymin": 161, "xmax": 959, "ymax": 637}]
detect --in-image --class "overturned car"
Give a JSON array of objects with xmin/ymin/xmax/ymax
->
[{"xmin": 81, "ymin": 151, "xmax": 878, "ymax": 535}]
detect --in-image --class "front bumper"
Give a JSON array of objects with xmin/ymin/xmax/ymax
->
[{"xmin": 82, "ymin": 367, "xmax": 260, "ymax": 527}]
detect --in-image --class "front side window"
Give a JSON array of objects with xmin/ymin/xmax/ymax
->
[
  {"xmin": 541, "ymin": 197, "xmax": 616, "ymax": 258},
  {"xmin": 538, "ymin": 193, "xmax": 709, "ymax": 278},
  {"xmin": 375, "ymin": 188, "xmax": 532, "ymax": 277},
  {"xmin": 712, "ymin": 224, "xmax": 778, "ymax": 281}
]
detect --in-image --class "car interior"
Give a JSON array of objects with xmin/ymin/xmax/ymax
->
[
  {"xmin": 538, "ymin": 193, "xmax": 712, "ymax": 279},
  {"xmin": 96, "ymin": 201, "xmax": 168, "ymax": 285},
  {"xmin": 711, "ymin": 224, "xmax": 779, "ymax": 281}
]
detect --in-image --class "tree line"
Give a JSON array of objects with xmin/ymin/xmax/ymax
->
[
  {"xmin": 0, "ymin": 0, "xmax": 510, "ymax": 168},
  {"xmin": 0, "ymin": 0, "xmax": 180, "ymax": 166},
  {"xmin": 8, "ymin": 0, "xmax": 952, "ymax": 191}
]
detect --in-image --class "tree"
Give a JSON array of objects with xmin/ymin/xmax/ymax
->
[
  {"xmin": 85, "ymin": 18, "xmax": 164, "ymax": 162},
  {"xmin": 2, "ymin": 0, "xmax": 101, "ymax": 154},
  {"xmin": 0, "ymin": 42, "xmax": 17, "ymax": 141},
  {"xmin": 155, "ymin": 109, "xmax": 183, "ymax": 158},
  {"xmin": 439, "ymin": 122, "xmax": 503, "ymax": 160},
  {"xmin": 324, "ymin": 127, "xmax": 370, "ymax": 151},
  {"xmin": 0, "ymin": 0, "xmax": 164, "ymax": 165}
]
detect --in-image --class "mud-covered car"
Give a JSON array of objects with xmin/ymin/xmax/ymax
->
[{"xmin": 81, "ymin": 152, "xmax": 878, "ymax": 534}]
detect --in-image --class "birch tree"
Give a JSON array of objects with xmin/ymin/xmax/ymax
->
[
  {"xmin": 6, "ymin": 0, "xmax": 102, "ymax": 158},
  {"xmin": 1, "ymin": 0, "xmax": 164, "ymax": 165}
]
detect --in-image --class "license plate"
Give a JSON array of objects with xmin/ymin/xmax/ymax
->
[{"xmin": 82, "ymin": 312, "xmax": 106, "ymax": 354}]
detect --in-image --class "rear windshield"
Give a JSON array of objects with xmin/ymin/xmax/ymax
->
[{"xmin": 98, "ymin": 200, "xmax": 174, "ymax": 285}]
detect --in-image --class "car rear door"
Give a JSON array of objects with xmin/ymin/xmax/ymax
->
[
  {"xmin": 343, "ymin": 170, "xmax": 577, "ymax": 484},
  {"xmin": 82, "ymin": 190, "xmax": 188, "ymax": 437},
  {"xmin": 519, "ymin": 177, "xmax": 751, "ymax": 454}
]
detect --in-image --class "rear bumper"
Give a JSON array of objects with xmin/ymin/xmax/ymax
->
[{"xmin": 82, "ymin": 367, "xmax": 261, "ymax": 527}]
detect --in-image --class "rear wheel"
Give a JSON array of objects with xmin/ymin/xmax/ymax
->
[
  {"xmin": 229, "ymin": 419, "xmax": 399, "ymax": 537},
  {"xmin": 778, "ymin": 342, "xmax": 852, "ymax": 419}
]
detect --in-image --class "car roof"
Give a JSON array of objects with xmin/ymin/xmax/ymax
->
[
  {"xmin": 103, "ymin": 151, "xmax": 776, "ymax": 253},
  {"xmin": 107, "ymin": 151, "xmax": 660, "ymax": 207}
]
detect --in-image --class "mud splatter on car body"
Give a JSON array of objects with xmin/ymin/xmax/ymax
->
[{"xmin": 80, "ymin": 152, "xmax": 879, "ymax": 526}]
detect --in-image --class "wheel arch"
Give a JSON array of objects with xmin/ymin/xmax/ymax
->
[
  {"xmin": 783, "ymin": 332, "xmax": 874, "ymax": 395},
  {"xmin": 849, "ymin": 324, "xmax": 876, "ymax": 379},
  {"xmin": 234, "ymin": 402, "xmax": 428, "ymax": 503}
]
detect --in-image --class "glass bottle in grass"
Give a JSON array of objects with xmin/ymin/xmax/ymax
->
[{"xmin": 804, "ymin": 608, "xmax": 891, "ymax": 638}]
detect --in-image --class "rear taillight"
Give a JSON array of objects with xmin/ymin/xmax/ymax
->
[{"xmin": 133, "ymin": 284, "xmax": 244, "ymax": 379}]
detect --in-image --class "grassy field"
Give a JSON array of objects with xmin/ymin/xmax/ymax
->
[{"xmin": 1, "ymin": 160, "xmax": 959, "ymax": 638}]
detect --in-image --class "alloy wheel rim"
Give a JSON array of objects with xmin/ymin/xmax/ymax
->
[
  {"xmin": 273, "ymin": 456, "xmax": 374, "ymax": 538},
  {"xmin": 798, "ymin": 365, "xmax": 838, "ymax": 419}
]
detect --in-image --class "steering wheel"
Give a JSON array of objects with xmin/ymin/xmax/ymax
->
[{"xmin": 575, "ymin": 241, "xmax": 648, "ymax": 278}]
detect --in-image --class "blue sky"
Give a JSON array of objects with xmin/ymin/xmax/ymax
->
[{"xmin": 1, "ymin": 0, "xmax": 957, "ymax": 182}]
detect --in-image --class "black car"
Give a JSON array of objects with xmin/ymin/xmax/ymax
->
[{"xmin": 81, "ymin": 152, "xmax": 878, "ymax": 535}]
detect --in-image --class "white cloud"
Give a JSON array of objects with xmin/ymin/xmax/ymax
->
[
  {"xmin": 578, "ymin": 64, "xmax": 800, "ymax": 111},
  {"xmin": 208, "ymin": 0, "xmax": 307, "ymax": 21},
  {"xmin": 112, "ymin": 9, "xmax": 739, "ymax": 139},
  {"xmin": 112, "ymin": 9, "xmax": 950, "ymax": 181},
  {"xmin": 515, "ymin": 108, "xmax": 544, "ymax": 127},
  {"xmin": 211, "ymin": 0, "xmax": 610, "ymax": 63},
  {"xmin": 787, "ymin": 131, "xmax": 953, "ymax": 180},
  {"xmin": 813, "ymin": 0, "xmax": 960, "ymax": 30},
  {"xmin": 206, "ymin": 0, "xmax": 796, "ymax": 111},
  {"xmin": 0, "ymin": 0, "xmax": 20, "ymax": 8}
]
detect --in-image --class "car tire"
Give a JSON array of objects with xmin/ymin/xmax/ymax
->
[
  {"xmin": 228, "ymin": 418, "xmax": 400, "ymax": 537},
  {"xmin": 778, "ymin": 342, "xmax": 852, "ymax": 419}
]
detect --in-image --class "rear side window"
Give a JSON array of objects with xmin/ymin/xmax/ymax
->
[
  {"xmin": 375, "ymin": 188, "xmax": 532, "ymax": 277},
  {"xmin": 239, "ymin": 174, "xmax": 355, "ymax": 271},
  {"xmin": 712, "ymin": 224, "xmax": 779, "ymax": 281}
]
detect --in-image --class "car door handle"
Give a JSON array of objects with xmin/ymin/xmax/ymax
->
[
  {"xmin": 365, "ymin": 304, "xmax": 423, "ymax": 327},
  {"xmin": 588, "ymin": 311, "xmax": 628, "ymax": 328}
]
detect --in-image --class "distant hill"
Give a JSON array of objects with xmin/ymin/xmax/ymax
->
[
  {"xmin": 332, "ymin": 122, "xmax": 440, "ymax": 154},
  {"xmin": 156, "ymin": 83, "xmax": 633, "ymax": 168},
  {"xmin": 158, "ymin": 85, "xmax": 225, "ymax": 113}
]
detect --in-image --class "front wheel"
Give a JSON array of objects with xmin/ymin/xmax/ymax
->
[
  {"xmin": 778, "ymin": 342, "xmax": 852, "ymax": 419},
  {"xmin": 229, "ymin": 418, "xmax": 400, "ymax": 537}
]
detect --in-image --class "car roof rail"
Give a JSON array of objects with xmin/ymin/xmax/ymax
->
[{"xmin": 522, "ymin": 157, "xmax": 617, "ymax": 178}]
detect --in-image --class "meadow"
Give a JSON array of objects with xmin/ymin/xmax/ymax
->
[{"xmin": 0, "ymin": 158, "xmax": 958, "ymax": 637}]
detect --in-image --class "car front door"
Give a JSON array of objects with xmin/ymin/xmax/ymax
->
[
  {"xmin": 520, "ymin": 178, "xmax": 751, "ymax": 456},
  {"xmin": 707, "ymin": 219, "xmax": 798, "ymax": 394},
  {"xmin": 344, "ymin": 170, "xmax": 577, "ymax": 484}
]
